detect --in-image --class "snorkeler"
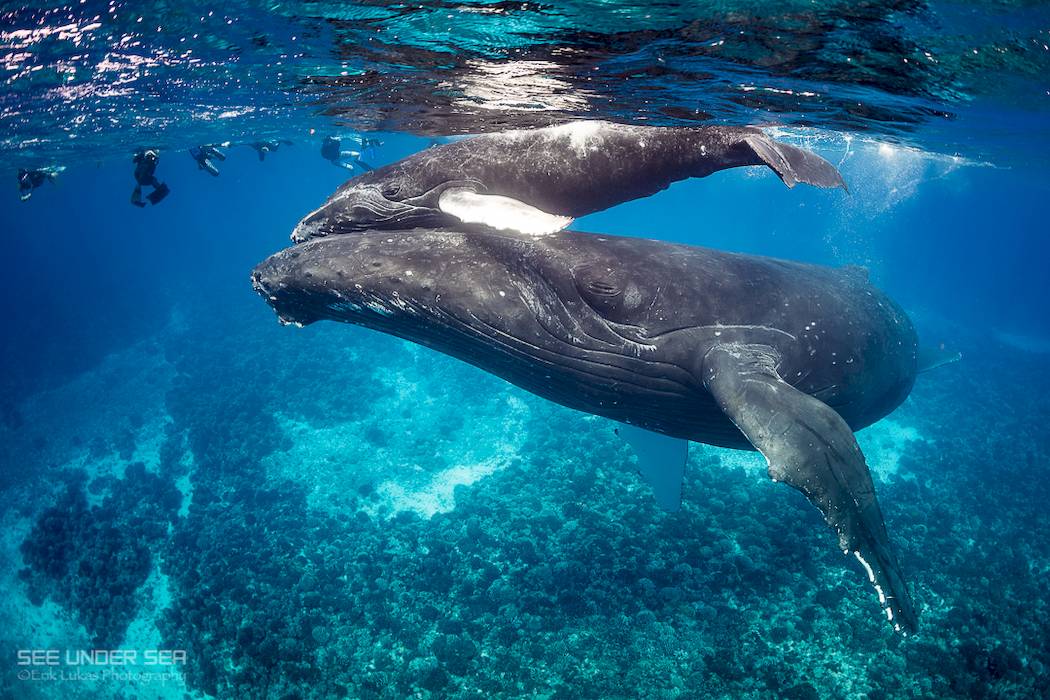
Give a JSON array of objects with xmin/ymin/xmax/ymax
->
[
  {"xmin": 320, "ymin": 135, "xmax": 379, "ymax": 171},
  {"xmin": 17, "ymin": 166, "xmax": 62, "ymax": 201},
  {"xmin": 250, "ymin": 140, "xmax": 291, "ymax": 161},
  {"xmin": 130, "ymin": 148, "xmax": 170, "ymax": 207},
  {"xmin": 189, "ymin": 143, "xmax": 228, "ymax": 176}
]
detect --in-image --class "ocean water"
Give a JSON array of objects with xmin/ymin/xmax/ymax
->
[{"xmin": 2, "ymin": 2, "xmax": 1050, "ymax": 699}]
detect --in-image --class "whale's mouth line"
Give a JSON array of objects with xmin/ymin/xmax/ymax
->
[
  {"xmin": 292, "ymin": 187, "xmax": 430, "ymax": 242},
  {"xmin": 294, "ymin": 178, "xmax": 492, "ymax": 243}
]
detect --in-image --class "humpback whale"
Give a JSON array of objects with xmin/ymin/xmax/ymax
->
[
  {"xmin": 291, "ymin": 121, "xmax": 847, "ymax": 242},
  {"xmin": 252, "ymin": 228, "xmax": 919, "ymax": 632}
]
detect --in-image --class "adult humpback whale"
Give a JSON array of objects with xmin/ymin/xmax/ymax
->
[
  {"xmin": 291, "ymin": 121, "xmax": 847, "ymax": 242},
  {"xmin": 252, "ymin": 228, "xmax": 919, "ymax": 633}
]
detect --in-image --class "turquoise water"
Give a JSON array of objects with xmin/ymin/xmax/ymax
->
[{"xmin": 2, "ymin": 3, "xmax": 1049, "ymax": 699}]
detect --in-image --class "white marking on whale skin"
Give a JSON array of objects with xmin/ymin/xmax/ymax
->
[
  {"xmin": 546, "ymin": 120, "xmax": 606, "ymax": 156},
  {"xmin": 354, "ymin": 297, "xmax": 393, "ymax": 317},
  {"xmin": 291, "ymin": 216, "xmax": 325, "ymax": 243},
  {"xmin": 438, "ymin": 187, "xmax": 572, "ymax": 236},
  {"xmin": 331, "ymin": 300, "xmax": 364, "ymax": 315},
  {"xmin": 854, "ymin": 550, "xmax": 893, "ymax": 616},
  {"xmin": 389, "ymin": 294, "xmax": 415, "ymax": 313}
]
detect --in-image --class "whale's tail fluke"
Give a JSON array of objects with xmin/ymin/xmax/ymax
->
[{"xmin": 744, "ymin": 135, "xmax": 849, "ymax": 192}]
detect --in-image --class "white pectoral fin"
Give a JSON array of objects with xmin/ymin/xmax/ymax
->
[
  {"xmin": 616, "ymin": 424, "xmax": 688, "ymax": 512},
  {"xmin": 438, "ymin": 187, "xmax": 573, "ymax": 236}
]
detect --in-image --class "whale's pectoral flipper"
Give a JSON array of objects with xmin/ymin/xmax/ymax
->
[
  {"xmin": 743, "ymin": 135, "xmax": 849, "ymax": 192},
  {"xmin": 917, "ymin": 343, "xmax": 962, "ymax": 373},
  {"xmin": 438, "ymin": 187, "xmax": 574, "ymax": 236},
  {"xmin": 701, "ymin": 343, "xmax": 916, "ymax": 632},
  {"xmin": 615, "ymin": 424, "xmax": 688, "ymax": 512}
]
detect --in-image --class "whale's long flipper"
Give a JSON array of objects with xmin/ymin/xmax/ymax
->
[
  {"xmin": 701, "ymin": 342, "xmax": 916, "ymax": 633},
  {"xmin": 917, "ymin": 343, "xmax": 962, "ymax": 373},
  {"xmin": 744, "ymin": 136, "xmax": 849, "ymax": 192},
  {"xmin": 438, "ymin": 187, "xmax": 574, "ymax": 236}
]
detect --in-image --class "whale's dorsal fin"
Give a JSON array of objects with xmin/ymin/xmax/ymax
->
[
  {"xmin": 615, "ymin": 424, "xmax": 687, "ymax": 512},
  {"xmin": 701, "ymin": 342, "xmax": 916, "ymax": 633},
  {"xmin": 744, "ymin": 135, "xmax": 849, "ymax": 192},
  {"xmin": 438, "ymin": 187, "xmax": 573, "ymax": 236}
]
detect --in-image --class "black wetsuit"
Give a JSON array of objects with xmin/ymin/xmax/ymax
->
[
  {"xmin": 131, "ymin": 150, "xmax": 169, "ymax": 206},
  {"xmin": 321, "ymin": 136, "xmax": 341, "ymax": 162},
  {"xmin": 320, "ymin": 136, "xmax": 374, "ymax": 171},
  {"xmin": 190, "ymin": 145, "xmax": 226, "ymax": 176},
  {"xmin": 18, "ymin": 169, "xmax": 47, "ymax": 201}
]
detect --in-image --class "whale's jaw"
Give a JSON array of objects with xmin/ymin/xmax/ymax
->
[{"xmin": 290, "ymin": 187, "xmax": 437, "ymax": 243}]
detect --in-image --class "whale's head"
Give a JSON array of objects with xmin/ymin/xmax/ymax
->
[
  {"xmin": 290, "ymin": 186, "xmax": 433, "ymax": 243},
  {"xmin": 252, "ymin": 227, "xmax": 662, "ymax": 362}
]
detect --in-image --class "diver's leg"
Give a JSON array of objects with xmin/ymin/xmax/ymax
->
[{"xmin": 131, "ymin": 185, "xmax": 145, "ymax": 207}]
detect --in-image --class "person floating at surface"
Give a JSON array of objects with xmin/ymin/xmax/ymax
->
[
  {"xmin": 131, "ymin": 149, "xmax": 170, "ymax": 207},
  {"xmin": 321, "ymin": 135, "xmax": 378, "ymax": 171},
  {"xmin": 250, "ymin": 140, "xmax": 291, "ymax": 161},
  {"xmin": 17, "ymin": 166, "xmax": 62, "ymax": 201},
  {"xmin": 189, "ymin": 143, "xmax": 228, "ymax": 176}
]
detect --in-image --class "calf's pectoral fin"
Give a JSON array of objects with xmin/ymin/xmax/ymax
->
[
  {"xmin": 615, "ymin": 424, "xmax": 688, "ymax": 512},
  {"xmin": 743, "ymin": 135, "xmax": 848, "ymax": 192},
  {"xmin": 438, "ymin": 187, "xmax": 573, "ymax": 236},
  {"xmin": 700, "ymin": 342, "xmax": 916, "ymax": 633}
]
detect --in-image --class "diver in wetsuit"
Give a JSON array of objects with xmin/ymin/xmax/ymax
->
[
  {"xmin": 189, "ymin": 143, "xmax": 228, "ymax": 176},
  {"xmin": 17, "ymin": 167, "xmax": 61, "ymax": 201},
  {"xmin": 250, "ymin": 140, "xmax": 291, "ymax": 161},
  {"xmin": 321, "ymin": 135, "xmax": 378, "ymax": 171},
  {"xmin": 131, "ymin": 149, "xmax": 169, "ymax": 207}
]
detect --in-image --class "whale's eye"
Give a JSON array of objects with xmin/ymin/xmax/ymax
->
[
  {"xmin": 585, "ymin": 279, "xmax": 621, "ymax": 297},
  {"xmin": 574, "ymin": 262, "xmax": 631, "ymax": 319}
]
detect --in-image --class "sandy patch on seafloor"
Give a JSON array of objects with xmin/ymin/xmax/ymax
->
[
  {"xmin": 264, "ymin": 352, "xmax": 534, "ymax": 519},
  {"xmin": 857, "ymin": 418, "xmax": 925, "ymax": 481}
]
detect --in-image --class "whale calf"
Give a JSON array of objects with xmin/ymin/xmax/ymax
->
[
  {"xmin": 291, "ymin": 121, "xmax": 847, "ymax": 242},
  {"xmin": 253, "ymin": 227, "xmax": 918, "ymax": 632}
]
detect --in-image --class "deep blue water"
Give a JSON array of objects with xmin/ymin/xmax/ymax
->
[{"xmin": 2, "ymin": 2, "xmax": 1050, "ymax": 699}]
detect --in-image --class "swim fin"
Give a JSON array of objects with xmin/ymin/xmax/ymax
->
[{"xmin": 148, "ymin": 183, "xmax": 170, "ymax": 205}]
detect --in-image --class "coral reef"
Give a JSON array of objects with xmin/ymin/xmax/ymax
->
[
  {"xmin": 18, "ymin": 463, "xmax": 180, "ymax": 647},
  {"xmin": 5, "ymin": 301, "xmax": 1050, "ymax": 699}
]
